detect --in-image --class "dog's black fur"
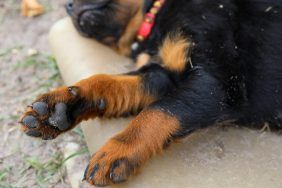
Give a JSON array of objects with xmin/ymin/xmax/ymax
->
[
  {"xmin": 143, "ymin": 0, "xmax": 282, "ymax": 133},
  {"xmin": 69, "ymin": 0, "xmax": 282, "ymax": 132}
]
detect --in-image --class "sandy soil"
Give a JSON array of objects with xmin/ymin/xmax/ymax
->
[{"xmin": 0, "ymin": 0, "xmax": 91, "ymax": 187}]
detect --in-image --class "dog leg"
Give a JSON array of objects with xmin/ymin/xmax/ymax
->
[
  {"xmin": 19, "ymin": 31, "xmax": 192, "ymax": 140},
  {"xmin": 84, "ymin": 109, "xmax": 180, "ymax": 186},
  {"xmin": 19, "ymin": 64, "xmax": 176, "ymax": 139},
  {"xmin": 84, "ymin": 68, "xmax": 229, "ymax": 186}
]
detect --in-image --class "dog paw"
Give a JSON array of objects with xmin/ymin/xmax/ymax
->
[
  {"xmin": 84, "ymin": 140, "xmax": 141, "ymax": 186},
  {"xmin": 19, "ymin": 87, "xmax": 80, "ymax": 140}
]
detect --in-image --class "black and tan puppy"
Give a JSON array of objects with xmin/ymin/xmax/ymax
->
[{"xmin": 20, "ymin": 0, "xmax": 282, "ymax": 186}]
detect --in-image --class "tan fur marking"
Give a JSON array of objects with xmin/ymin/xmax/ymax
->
[
  {"xmin": 113, "ymin": 109, "xmax": 180, "ymax": 154},
  {"xmin": 159, "ymin": 33, "xmax": 191, "ymax": 72},
  {"xmin": 116, "ymin": 1, "xmax": 144, "ymax": 56},
  {"xmin": 75, "ymin": 74, "xmax": 155, "ymax": 118}
]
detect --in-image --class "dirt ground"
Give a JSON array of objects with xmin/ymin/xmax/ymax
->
[{"xmin": 0, "ymin": 0, "xmax": 91, "ymax": 187}]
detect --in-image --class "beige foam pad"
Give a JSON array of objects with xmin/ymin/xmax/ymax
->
[{"xmin": 49, "ymin": 17, "xmax": 282, "ymax": 188}]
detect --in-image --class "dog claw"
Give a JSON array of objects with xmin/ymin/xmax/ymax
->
[
  {"xmin": 109, "ymin": 159, "xmax": 132, "ymax": 183},
  {"xmin": 89, "ymin": 164, "xmax": 100, "ymax": 180},
  {"xmin": 97, "ymin": 99, "xmax": 106, "ymax": 110},
  {"xmin": 83, "ymin": 164, "xmax": 89, "ymax": 181},
  {"xmin": 68, "ymin": 86, "xmax": 79, "ymax": 97}
]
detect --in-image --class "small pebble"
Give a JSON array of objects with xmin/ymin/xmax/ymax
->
[{"xmin": 27, "ymin": 48, "xmax": 38, "ymax": 56}]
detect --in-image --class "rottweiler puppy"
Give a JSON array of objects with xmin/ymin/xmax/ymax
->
[{"xmin": 20, "ymin": 0, "xmax": 282, "ymax": 186}]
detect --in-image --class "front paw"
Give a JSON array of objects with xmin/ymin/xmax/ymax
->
[
  {"xmin": 19, "ymin": 87, "xmax": 81, "ymax": 140},
  {"xmin": 84, "ymin": 140, "xmax": 143, "ymax": 186}
]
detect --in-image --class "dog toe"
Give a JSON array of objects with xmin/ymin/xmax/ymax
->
[
  {"xmin": 32, "ymin": 102, "xmax": 48, "ymax": 116},
  {"xmin": 22, "ymin": 115, "xmax": 39, "ymax": 129},
  {"xmin": 110, "ymin": 159, "xmax": 133, "ymax": 183}
]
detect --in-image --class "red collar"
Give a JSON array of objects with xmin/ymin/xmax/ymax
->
[{"xmin": 136, "ymin": 0, "xmax": 165, "ymax": 42}]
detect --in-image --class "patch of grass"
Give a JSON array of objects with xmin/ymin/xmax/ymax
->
[
  {"xmin": 0, "ymin": 9, "xmax": 5, "ymax": 25},
  {"xmin": 22, "ymin": 148, "xmax": 88, "ymax": 187},
  {"xmin": 18, "ymin": 55, "xmax": 38, "ymax": 68},
  {"xmin": 0, "ymin": 166, "xmax": 11, "ymax": 181},
  {"xmin": 0, "ymin": 46, "xmax": 23, "ymax": 57},
  {"xmin": 0, "ymin": 0, "xmax": 20, "ymax": 24},
  {"xmin": 23, "ymin": 152, "xmax": 64, "ymax": 187},
  {"xmin": 0, "ymin": 166, "xmax": 15, "ymax": 188},
  {"xmin": 13, "ymin": 53, "xmax": 58, "ymax": 70},
  {"xmin": 0, "ymin": 114, "xmax": 20, "ymax": 122},
  {"xmin": 40, "ymin": 55, "xmax": 61, "ymax": 84},
  {"xmin": 35, "ymin": 57, "xmax": 61, "ymax": 95},
  {"xmin": 42, "ymin": 1, "xmax": 54, "ymax": 13},
  {"xmin": 14, "ymin": 52, "xmax": 62, "ymax": 93},
  {"xmin": 0, "ymin": 183, "xmax": 16, "ymax": 188},
  {"xmin": 11, "ymin": 51, "xmax": 62, "ymax": 105}
]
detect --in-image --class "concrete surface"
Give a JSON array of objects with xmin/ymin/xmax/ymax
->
[{"xmin": 49, "ymin": 17, "xmax": 282, "ymax": 188}]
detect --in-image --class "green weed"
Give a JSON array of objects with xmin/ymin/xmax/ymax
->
[
  {"xmin": 22, "ymin": 148, "xmax": 88, "ymax": 187},
  {"xmin": 0, "ymin": 46, "xmax": 23, "ymax": 57}
]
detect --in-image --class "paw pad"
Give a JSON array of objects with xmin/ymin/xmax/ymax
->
[
  {"xmin": 32, "ymin": 102, "xmax": 48, "ymax": 116},
  {"xmin": 22, "ymin": 115, "xmax": 39, "ymax": 129},
  {"xmin": 25, "ymin": 130, "xmax": 42, "ymax": 137},
  {"xmin": 48, "ymin": 103, "xmax": 70, "ymax": 131}
]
